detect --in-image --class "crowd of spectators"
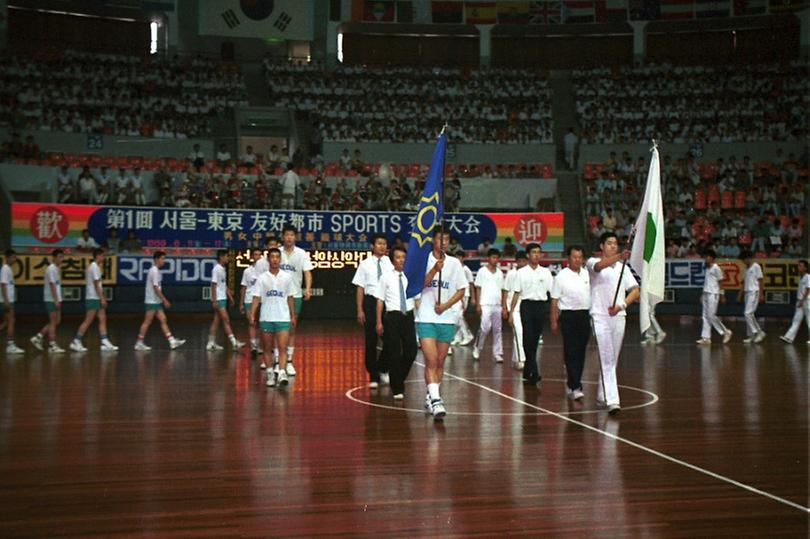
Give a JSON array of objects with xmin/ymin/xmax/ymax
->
[
  {"xmin": 0, "ymin": 49, "xmax": 248, "ymax": 139},
  {"xmin": 264, "ymin": 60, "xmax": 554, "ymax": 144},
  {"xmin": 585, "ymin": 149, "xmax": 808, "ymax": 257},
  {"xmin": 573, "ymin": 61, "xmax": 807, "ymax": 144}
]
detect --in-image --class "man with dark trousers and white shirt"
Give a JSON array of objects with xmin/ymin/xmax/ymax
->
[
  {"xmin": 509, "ymin": 243, "xmax": 553, "ymax": 386},
  {"xmin": 353, "ymin": 233, "xmax": 393, "ymax": 388},
  {"xmin": 550, "ymin": 245, "xmax": 591, "ymax": 401}
]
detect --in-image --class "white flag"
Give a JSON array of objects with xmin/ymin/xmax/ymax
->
[{"xmin": 629, "ymin": 147, "xmax": 666, "ymax": 335}]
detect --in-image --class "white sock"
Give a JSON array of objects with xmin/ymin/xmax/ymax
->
[
  {"xmin": 273, "ymin": 348, "xmax": 279, "ymax": 360},
  {"xmin": 287, "ymin": 346, "xmax": 294, "ymax": 362},
  {"xmin": 228, "ymin": 334, "xmax": 236, "ymax": 344},
  {"xmin": 208, "ymin": 336, "xmax": 215, "ymax": 344},
  {"xmin": 428, "ymin": 383, "xmax": 440, "ymax": 400}
]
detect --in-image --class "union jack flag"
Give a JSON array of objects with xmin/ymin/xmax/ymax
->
[{"xmin": 530, "ymin": 1, "xmax": 563, "ymax": 23}]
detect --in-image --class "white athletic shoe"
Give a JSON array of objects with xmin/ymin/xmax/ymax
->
[
  {"xmin": 285, "ymin": 362, "xmax": 296, "ymax": 376},
  {"xmin": 450, "ymin": 338, "xmax": 461, "ymax": 346},
  {"xmin": 266, "ymin": 370, "xmax": 276, "ymax": 387},
  {"xmin": 206, "ymin": 341, "xmax": 224, "ymax": 351},
  {"xmin": 572, "ymin": 389, "xmax": 585, "ymax": 401},
  {"xmin": 447, "ymin": 346, "xmax": 453, "ymax": 355},
  {"xmin": 379, "ymin": 372, "xmax": 390, "ymax": 386},
  {"xmin": 431, "ymin": 399, "xmax": 446, "ymax": 420},
  {"xmin": 640, "ymin": 337, "xmax": 654, "ymax": 345},
  {"xmin": 70, "ymin": 340, "xmax": 87, "ymax": 353},
  {"xmin": 30, "ymin": 334, "xmax": 44, "ymax": 351},
  {"xmin": 369, "ymin": 381, "xmax": 379, "ymax": 389},
  {"xmin": 655, "ymin": 331, "xmax": 667, "ymax": 344},
  {"xmin": 516, "ymin": 361, "xmax": 525, "ymax": 370},
  {"xmin": 780, "ymin": 335, "xmax": 793, "ymax": 344},
  {"xmin": 723, "ymin": 330, "xmax": 733, "ymax": 344},
  {"xmin": 461, "ymin": 336, "xmax": 474, "ymax": 346},
  {"xmin": 169, "ymin": 338, "xmax": 186, "ymax": 350},
  {"xmin": 538, "ymin": 336, "xmax": 544, "ymax": 345},
  {"xmin": 393, "ymin": 393, "xmax": 404, "ymax": 400},
  {"xmin": 494, "ymin": 354, "xmax": 504, "ymax": 363},
  {"xmin": 101, "ymin": 340, "xmax": 119, "ymax": 351},
  {"xmin": 134, "ymin": 341, "xmax": 151, "ymax": 351},
  {"xmin": 230, "ymin": 338, "xmax": 246, "ymax": 348},
  {"xmin": 259, "ymin": 362, "xmax": 267, "ymax": 370},
  {"xmin": 696, "ymin": 338, "xmax": 711, "ymax": 345},
  {"xmin": 48, "ymin": 343, "xmax": 65, "ymax": 354},
  {"xmin": 6, "ymin": 343, "xmax": 24, "ymax": 354},
  {"xmin": 472, "ymin": 347, "xmax": 480, "ymax": 360},
  {"xmin": 742, "ymin": 336, "xmax": 755, "ymax": 344},
  {"xmin": 754, "ymin": 331, "xmax": 766, "ymax": 344},
  {"xmin": 277, "ymin": 371, "xmax": 289, "ymax": 387}
]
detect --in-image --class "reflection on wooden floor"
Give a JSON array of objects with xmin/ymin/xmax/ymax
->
[{"xmin": 0, "ymin": 314, "xmax": 807, "ymax": 536}]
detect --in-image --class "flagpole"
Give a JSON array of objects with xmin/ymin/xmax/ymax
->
[{"xmin": 437, "ymin": 123, "xmax": 449, "ymax": 305}]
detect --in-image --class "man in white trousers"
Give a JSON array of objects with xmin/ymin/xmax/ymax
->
[
  {"xmin": 738, "ymin": 250, "xmax": 766, "ymax": 344},
  {"xmin": 696, "ymin": 249, "xmax": 733, "ymax": 345},
  {"xmin": 503, "ymin": 251, "xmax": 527, "ymax": 370},
  {"xmin": 640, "ymin": 304, "xmax": 666, "ymax": 345},
  {"xmin": 450, "ymin": 251, "xmax": 475, "ymax": 349},
  {"xmin": 473, "ymin": 248, "xmax": 505, "ymax": 363},
  {"xmin": 586, "ymin": 232, "xmax": 639, "ymax": 415},
  {"xmin": 780, "ymin": 259, "xmax": 809, "ymax": 344}
]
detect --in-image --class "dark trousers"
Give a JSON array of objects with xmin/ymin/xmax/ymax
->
[
  {"xmin": 382, "ymin": 311, "xmax": 417, "ymax": 395},
  {"xmin": 560, "ymin": 310, "xmax": 591, "ymax": 391},
  {"xmin": 363, "ymin": 295, "xmax": 387, "ymax": 381},
  {"xmin": 520, "ymin": 300, "xmax": 546, "ymax": 381}
]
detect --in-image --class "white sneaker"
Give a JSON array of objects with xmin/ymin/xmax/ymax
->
[
  {"xmin": 393, "ymin": 393, "xmax": 404, "ymax": 400},
  {"xmin": 169, "ymin": 338, "xmax": 186, "ymax": 350},
  {"xmin": 259, "ymin": 362, "xmax": 267, "ymax": 370},
  {"xmin": 742, "ymin": 336, "xmax": 754, "ymax": 344},
  {"xmin": 369, "ymin": 381, "xmax": 379, "ymax": 389},
  {"xmin": 266, "ymin": 370, "xmax": 276, "ymax": 387},
  {"xmin": 461, "ymin": 336, "xmax": 474, "ymax": 346},
  {"xmin": 472, "ymin": 347, "xmax": 480, "ymax": 360},
  {"xmin": 450, "ymin": 339, "xmax": 460, "ymax": 346},
  {"xmin": 516, "ymin": 361, "xmax": 525, "ymax": 370},
  {"xmin": 30, "ymin": 334, "xmax": 44, "ymax": 351},
  {"xmin": 655, "ymin": 331, "xmax": 667, "ymax": 344},
  {"xmin": 285, "ymin": 362, "xmax": 296, "ymax": 376},
  {"xmin": 379, "ymin": 372, "xmax": 390, "ymax": 386},
  {"xmin": 101, "ymin": 340, "xmax": 119, "ymax": 351},
  {"xmin": 277, "ymin": 371, "xmax": 289, "ymax": 387},
  {"xmin": 230, "ymin": 338, "xmax": 246, "ymax": 348},
  {"xmin": 6, "ymin": 343, "xmax": 24, "ymax": 354},
  {"xmin": 447, "ymin": 346, "xmax": 453, "ymax": 355},
  {"xmin": 723, "ymin": 330, "xmax": 733, "ymax": 344},
  {"xmin": 754, "ymin": 331, "xmax": 766, "ymax": 344},
  {"xmin": 431, "ymin": 399, "xmax": 446, "ymax": 420},
  {"xmin": 572, "ymin": 389, "xmax": 585, "ymax": 401},
  {"xmin": 640, "ymin": 337, "xmax": 654, "ymax": 345},
  {"xmin": 70, "ymin": 340, "xmax": 87, "ymax": 352},
  {"xmin": 494, "ymin": 355, "xmax": 504, "ymax": 363},
  {"xmin": 696, "ymin": 338, "xmax": 711, "ymax": 345},
  {"xmin": 134, "ymin": 341, "xmax": 151, "ymax": 351},
  {"xmin": 424, "ymin": 394, "xmax": 432, "ymax": 413},
  {"xmin": 206, "ymin": 342, "xmax": 224, "ymax": 351},
  {"xmin": 48, "ymin": 343, "xmax": 65, "ymax": 354},
  {"xmin": 780, "ymin": 335, "xmax": 793, "ymax": 344},
  {"xmin": 538, "ymin": 336, "xmax": 544, "ymax": 345}
]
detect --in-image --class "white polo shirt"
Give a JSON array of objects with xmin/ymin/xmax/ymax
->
[
  {"xmin": 253, "ymin": 270, "xmax": 294, "ymax": 322},
  {"xmin": 254, "ymin": 255, "xmax": 269, "ymax": 275},
  {"xmin": 462, "ymin": 264, "xmax": 474, "ymax": 299},
  {"xmin": 586, "ymin": 257, "xmax": 638, "ymax": 317},
  {"xmin": 797, "ymin": 274, "xmax": 810, "ymax": 301},
  {"xmin": 503, "ymin": 267, "xmax": 521, "ymax": 311},
  {"xmin": 241, "ymin": 265, "xmax": 259, "ymax": 303},
  {"xmin": 0, "ymin": 264, "xmax": 15, "ymax": 303},
  {"xmin": 743, "ymin": 262, "xmax": 763, "ymax": 293},
  {"xmin": 43, "ymin": 263, "xmax": 62, "ymax": 302},
  {"xmin": 415, "ymin": 252, "xmax": 468, "ymax": 325},
  {"xmin": 85, "ymin": 261, "xmax": 102, "ymax": 300},
  {"xmin": 474, "ymin": 265, "xmax": 505, "ymax": 306},
  {"xmin": 352, "ymin": 254, "xmax": 394, "ymax": 297},
  {"xmin": 551, "ymin": 266, "xmax": 591, "ymax": 311},
  {"xmin": 280, "ymin": 246, "xmax": 314, "ymax": 298},
  {"xmin": 703, "ymin": 263, "xmax": 724, "ymax": 295},
  {"xmin": 211, "ymin": 263, "xmax": 227, "ymax": 301},
  {"xmin": 144, "ymin": 265, "xmax": 162, "ymax": 304},
  {"xmin": 513, "ymin": 264, "xmax": 553, "ymax": 301},
  {"xmin": 375, "ymin": 269, "xmax": 415, "ymax": 313}
]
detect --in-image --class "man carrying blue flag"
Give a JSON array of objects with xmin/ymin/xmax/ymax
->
[{"xmin": 403, "ymin": 129, "xmax": 467, "ymax": 421}]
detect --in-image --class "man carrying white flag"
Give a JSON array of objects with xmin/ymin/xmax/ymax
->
[{"xmin": 630, "ymin": 144, "xmax": 666, "ymax": 338}]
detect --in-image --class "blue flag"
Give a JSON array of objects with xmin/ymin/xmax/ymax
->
[{"xmin": 403, "ymin": 132, "xmax": 446, "ymax": 298}]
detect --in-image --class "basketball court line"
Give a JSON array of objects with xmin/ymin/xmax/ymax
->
[{"xmin": 425, "ymin": 362, "xmax": 810, "ymax": 514}]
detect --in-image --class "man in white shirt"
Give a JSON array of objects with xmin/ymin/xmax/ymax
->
[
  {"xmin": 503, "ymin": 251, "xmax": 527, "ymax": 370},
  {"xmin": 70, "ymin": 248, "xmax": 117, "ymax": 352},
  {"xmin": 509, "ymin": 243, "xmax": 553, "ymax": 386},
  {"xmin": 473, "ymin": 248, "xmax": 505, "ymax": 363},
  {"xmin": 134, "ymin": 251, "xmax": 185, "ymax": 351},
  {"xmin": 280, "ymin": 163, "xmax": 300, "ymax": 209},
  {"xmin": 0, "ymin": 249, "xmax": 24, "ymax": 354},
  {"xmin": 250, "ymin": 248, "xmax": 296, "ymax": 388},
  {"xmin": 586, "ymin": 232, "xmax": 640, "ymax": 414},
  {"xmin": 416, "ymin": 230, "xmax": 467, "ymax": 420},
  {"xmin": 76, "ymin": 229, "xmax": 100, "ymax": 253},
  {"xmin": 551, "ymin": 246, "xmax": 591, "ymax": 401},
  {"xmin": 697, "ymin": 249, "xmax": 732, "ymax": 345},
  {"xmin": 375, "ymin": 245, "xmax": 417, "ymax": 400},
  {"xmin": 564, "ymin": 127, "xmax": 578, "ymax": 170},
  {"xmin": 352, "ymin": 234, "xmax": 393, "ymax": 388},
  {"xmin": 30, "ymin": 249, "xmax": 66, "ymax": 353},
  {"xmin": 737, "ymin": 250, "xmax": 766, "ymax": 344},
  {"xmin": 451, "ymin": 251, "xmax": 475, "ymax": 349},
  {"xmin": 240, "ymin": 249, "xmax": 264, "ymax": 355},
  {"xmin": 207, "ymin": 250, "xmax": 244, "ymax": 351},
  {"xmin": 280, "ymin": 225, "xmax": 314, "ymax": 376},
  {"xmin": 254, "ymin": 236, "xmax": 280, "ymax": 276},
  {"xmin": 781, "ymin": 259, "xmax": 810, "ymax": 344}
]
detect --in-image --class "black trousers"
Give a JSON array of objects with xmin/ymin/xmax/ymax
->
[
  {"xmin": 363, "ymin": 295, "xmax": 387, "ymax": 381},
  {"xmin": 520, "ymin": 300, "xmax": 546, "ymax": 381},
  {"xmin": 382, "ymin": 310, "xmax": 417, "ymax": 395},
  {"xmin": 560, "ymin": 310, "xmax": 591, "ymax": 391}
]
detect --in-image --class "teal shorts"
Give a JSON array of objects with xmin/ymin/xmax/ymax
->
[
  {"xmin": 294, "ymin": 297, "xmax": 302, "ymax": 315},
  {"xmin": 213, "ymin": 299, "xmax": 227, "ymax": 310},
  {"xmin": 416, "ymin": 322, "xmax": 456, "ymax": 343},
  {"xmin": 1, "ymin": 302, "xmax": 13, "ymax": 312},
  {"xmin": 45, "ymin": 301, "xmax": 60, "ymax": 313},
  {"xmin": 85, "ymin": 299, "xmax": 101, "ymax": 311},
  {"xmin": 244, "ymin": 303, "xmax": 252, "ymax": 314},
  {"xmin": 145, "ymin": 303, "xmax": 163, "ymax": 312},
  {"xmin": 260, "ymin": 321, "xmax": 291, "ymax": 333}
]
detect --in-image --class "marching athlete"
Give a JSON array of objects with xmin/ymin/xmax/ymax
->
[
  {"xmin": 280, "ymin": 225, "xmax": 314, "ymax": 376},
  {"xmin": 738, "ymin": 250, "xmax": 766, "ymax": 344},
  {"xmin": 30, "ymin": 249, "xmax": 66, "ymax": 353},
  {"xmin": 207, "ymin": 249, "xmax": 245, "ymax": 351},
  {"xmin": 503, "ymin": 251, "xmax": 527, "ymax": 370},
  {"xmin": 696, "ymin": 249, "xmax": 732, "ymax": 345},
  {"xmin": 451, "ymin": 251, "xmax": 475, "ymax": 349},
  {"xmin": 781, "ymin": 259, "xmax": 810, "ymax": 344},
  {"xmin": 0, "ymin": 250, "xmax": 24, "ymax": 354},
  {"xmin": 240, "ymin": 249, "xmax": 264, "ymax": 354},
  {"xmin": 71, "ymin": 248, "xmax": 118, "ymax": 352},
  {"xmin": 134, "ymin": 251, "xmax": 185, "ymax": 351},
  {"xmin": 473, "ymin": 248, "xmax": 505, "ymax": 363}
]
